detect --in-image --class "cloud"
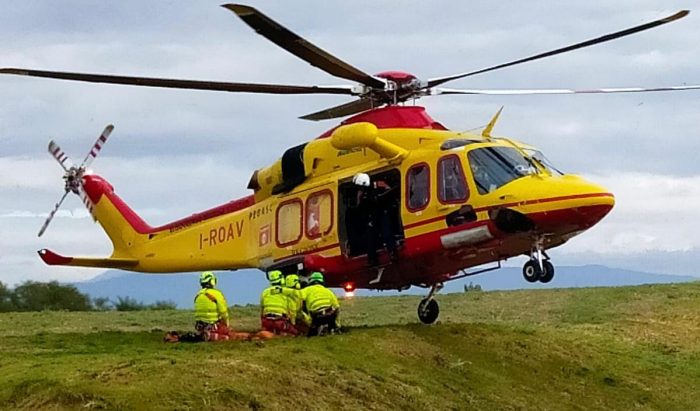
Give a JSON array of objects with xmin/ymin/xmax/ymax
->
[{"xmin": 1, "ymin": 0, "xmax": 699, "ymax": 286}]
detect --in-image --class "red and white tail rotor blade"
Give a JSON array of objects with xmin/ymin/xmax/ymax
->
[
  {"xmin": 433, "ymin": 84, "xmax": 700, "ymax": 96},
  {"xmin": 47, "ymin": 140, "xmax": 73, "ymax": 171},
  {"xmin": 38, "ymin": 190, "xmax": 70, "ymax": 237},
  {"xmin": 80, "ymin": 124, "xmax": 114, "ymax": 169}
]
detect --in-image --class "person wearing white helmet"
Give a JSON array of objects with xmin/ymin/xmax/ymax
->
[
  {"xmin": 353, "ymin": 173, "xmax": 399, "ymax": 267},
  {"xmin": 352, "ymin": 172, "xmax": 371, "ymax": 187}
]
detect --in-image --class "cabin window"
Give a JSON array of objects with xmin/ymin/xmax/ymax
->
[
  {"xmin": 306, "ymin": 190, "xmax": 333, "ymax": 239},
  {"xmin": 406, "ymin": 163, "xmax": 430, "ymax": 211},
  {"xmin": 276, "ymin": 199, "xmax": 303, "ymax": 246},
  {"xmin": 438, "ymin": 155, "xmax": 468, "ymax": 203}
]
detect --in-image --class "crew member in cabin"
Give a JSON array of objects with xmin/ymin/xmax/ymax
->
[
  {"xmin": 193, "ymin": 271, "xmax": 232, "ymax": 341},
  {"xmin": 302, "ymin": 272, "xmax": 341, "ymax": 336},
  {"xmin": 354, "ymin": 173, "xmax": 399, "ymax": 266},
  {"xmin": 260, "ymin": 270, "xmax": 298, "ymax": 336}
]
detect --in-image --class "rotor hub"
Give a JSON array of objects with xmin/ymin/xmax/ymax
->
[{"xmin": 374, "ymin": 71, "xmax": 417, "ymax": 84}]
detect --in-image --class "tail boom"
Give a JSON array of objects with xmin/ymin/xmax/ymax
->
[{"xmin": 42, "ymin": 174, "xmax": 260, "ymax": 272}]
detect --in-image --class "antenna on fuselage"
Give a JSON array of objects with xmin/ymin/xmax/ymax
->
[{"xmin": 481, "ymin": 106, "xmax": 504, "ymax": 140}]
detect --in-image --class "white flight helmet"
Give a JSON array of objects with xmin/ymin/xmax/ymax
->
[{"xmin": 352, "ymin": 173, "xmax": 370, "ymax": 187}]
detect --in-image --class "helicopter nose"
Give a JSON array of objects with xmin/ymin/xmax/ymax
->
[{"xmin": 526, "ymin": 178, "xmax": 615, "ymax": 233}]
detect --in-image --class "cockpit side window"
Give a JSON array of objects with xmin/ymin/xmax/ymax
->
[
  {"xmin": 467, "ymin": 147, "xmax": 534, "ymax": 194},
  {"xmin": 438, "ymin": 154, "xmax": 468, "ymax": 203}
]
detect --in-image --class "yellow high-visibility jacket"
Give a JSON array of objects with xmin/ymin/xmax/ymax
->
[
  {"xmin": 260, "ymin": 286, "xmax": 291, "ymax": 317},
  {"xmin": 286, "ymin": 288, "xmax": 311, "ymax": 326},
  {"xmin": 302, "ymin": 284, "xmax": 340, "ymax": 314},
  {"xmin": 194, "ymin": 288, "xmax": 229, "ymax": 325}
]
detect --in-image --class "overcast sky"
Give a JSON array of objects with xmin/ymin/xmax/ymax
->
[{"xmin": 1, "ymin": 0, "xmax": 699, "ymax": 286}]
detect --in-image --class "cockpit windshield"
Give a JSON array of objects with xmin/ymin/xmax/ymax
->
[
  {"xmin": 467, "ymin": 146, "xmax": 536, "ymax": 194},
  {"xmin": 524, "ymin": 149, "xmax": 564, "ymax": 176}
]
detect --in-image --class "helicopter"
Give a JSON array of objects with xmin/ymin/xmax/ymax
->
[{"xmin": 2, "ymin": 5, "xmax": 698, "ymax": 323}]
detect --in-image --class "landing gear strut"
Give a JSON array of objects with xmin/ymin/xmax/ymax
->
[
  {"xmin": 522, "ymin": 240, "xmax": 555, "ymax": 283},
  {"xmin": 418, "ymin": 283, "xmax": 443, "ymax": 324}
]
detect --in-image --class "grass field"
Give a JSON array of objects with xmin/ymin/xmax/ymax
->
[{"xmin": 1, "ymin": 282, "xmax": 699, "ymax": 410}]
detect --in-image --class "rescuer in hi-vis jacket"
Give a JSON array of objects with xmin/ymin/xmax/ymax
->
[
  {"xmin": 285, "ymin": 274, "xmax": 311, "ymax": 334},
  {"xmin": 260, "ymin": 270, "xmax": 298, "ymax": 335},
  {"xmin": 302, "ymin": 272, "xmax": 341, "ymax": 336},
  {"xmin": 193, "ymin": 271, "xmax": 231, "ymax": 341}
]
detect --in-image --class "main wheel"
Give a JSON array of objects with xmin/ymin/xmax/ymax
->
[
  {"xmin": 417, "ymin": 298, "xmax": 439, "ymax": 324},
  {"xmin": 538, "ymin": 260, "xmax": 555, "ymax": 283},
  {"xmin": 522, "ymin": 260, "xmax": 541, "ymax": 283}
]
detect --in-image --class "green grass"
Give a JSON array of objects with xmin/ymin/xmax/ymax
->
[{"xmin": 1, "ymin": 282, "xmax": 700, "ymax": 410}]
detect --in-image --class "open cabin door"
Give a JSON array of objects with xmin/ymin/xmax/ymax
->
[{"xmin": 338, "ymin": 168, "xmax": 404, "ymax": 260}]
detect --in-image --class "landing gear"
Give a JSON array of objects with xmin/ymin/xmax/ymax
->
[
  {"xmin": 522, "ymin": 240, "xmax": 555, "ymax": 283},
  {"xmin": 418, "ymin": 283, "xmax": 443, "ymax": 324},
  {"xmin": 539, "ymin": 261, "xmax": 555, "ymax": 283},
  {"xmin": 522, "ymin": 260, "xmax": 540, "ymax": 283}
]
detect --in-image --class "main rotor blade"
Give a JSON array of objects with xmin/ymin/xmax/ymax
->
[
  {"xmin": 427, "ymin": 10, "xmax": 690, "ymax": 88},
  {"xmin": 38, "ymin": 190, "xmax": 70, "ymax": 237},
  {"xmin": 0, "ymin": 68, "xmax": 355, "ymax": 95},
  {"xmin": 434, "ymin": 84, "xmax": 700, "ymax": 95},
  {"xmin": 300, "ymin": 98, "xmax": 376, "ymax": 121},
  {"xmin": 81, "ymin": 124, "xmax": 114, "ymax": 169},
  {"xmin": 48, "ymin": 140, "xmax": 73, "ymax": 171},
  {"xmin": 223, "ymin": 4, "xmax": 385, "ymax": 89}
]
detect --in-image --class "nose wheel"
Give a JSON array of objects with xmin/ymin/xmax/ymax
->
[
  {"xmin": 522, "ymin": 240, "xmax": 555, "ymax": 283},
  {"xmin": 418, "ymin": 283, "xmax": 442, "ymax": 324}
]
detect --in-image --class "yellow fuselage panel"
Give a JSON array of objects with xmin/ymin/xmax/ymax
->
[{"xmin": 94, "ymin": 127, "xmax": 611, "ymax": 273}]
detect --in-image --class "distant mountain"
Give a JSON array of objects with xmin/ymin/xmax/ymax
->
[{"xmin": 73, "ymin": 265, "xmax": 697, "ymax": 308}]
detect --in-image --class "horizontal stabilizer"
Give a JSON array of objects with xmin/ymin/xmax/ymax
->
[{"xmin": 38, "ymin": 249, "xmax": 138, "ymax": 269}]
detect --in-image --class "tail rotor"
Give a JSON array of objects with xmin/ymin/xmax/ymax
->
[{"xmin": 38, "ymin": 124, "xmax": 114, "ymax": 237}]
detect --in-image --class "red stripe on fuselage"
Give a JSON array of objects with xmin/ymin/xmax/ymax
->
[
  {"xmin": 81, "ymin": 174, "xmax": 256, "ymax": 235},
  {"xmin": 309, "ymin": 203, "xmax": 612, "ymax": 290},
  {"xmin": 404, "ymin": 192, "xmax": 614, "ymax": 230}
]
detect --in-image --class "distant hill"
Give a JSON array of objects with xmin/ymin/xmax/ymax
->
[{"xmin": 73, "ymin": 265, "xmax": 697, "ymax": 308}]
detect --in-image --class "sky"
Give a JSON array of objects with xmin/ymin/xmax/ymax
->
[{"xmin": 1, "ymin": 0, "xmax": 699, "ymax": 286}]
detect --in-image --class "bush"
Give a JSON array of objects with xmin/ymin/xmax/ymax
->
[
  {"xmin": 114, "ymin": 296, "xmax": 146, "ymax": 311},
  {"xmin": 11, "ymin": 281, "xmax": 92, "ymax": 311},
  {"xmin": 92, "ymin": 297, "xmax": 112, "ymax": 311},
  {"xmin": 149, "ymin": 300, "xmax": 177, "ymax": 310},
  {"xmin": 0, "ymin": 281, "xmax": 14, "ymax": 312},
  {"xmin": 463, "ymin": 282, "xmax": 483, "ymax": 293}
]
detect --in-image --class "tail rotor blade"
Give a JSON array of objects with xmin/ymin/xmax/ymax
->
[
  {"xmin": 38, "ymin": 190, "xmax": 70, "ymax": 237},
  {"xmin": 81, "ymin": 124, "xmax": 114, "ymax": 168},
  {"xmin": 48, "ymin": 140, "xmax": 73, "ymax": 171}
]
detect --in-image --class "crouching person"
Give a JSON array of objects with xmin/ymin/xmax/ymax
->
[
  {"xmin": 194, "ymin": 271, "xmax": 231, "ymax": 342},
  {"xmin": 303, "ymin": 272, "xmax": 340, "ymax": 336},
  {"xmin": 285, "ymin": 274, "xmax": 311, "ymax": 335},
  {"xmin": 260, "ymin": 270, "xmax": 298, "ymax": 336}
]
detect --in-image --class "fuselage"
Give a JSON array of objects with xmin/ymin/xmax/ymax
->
[{"xmin": 45, "ymin": 106, "xmax": 614, "ymax": 290}]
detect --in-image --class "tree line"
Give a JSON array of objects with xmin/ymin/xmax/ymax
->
[{"xmin": 0, "ymin": 280, "xmax": 176, "ymax": 312}]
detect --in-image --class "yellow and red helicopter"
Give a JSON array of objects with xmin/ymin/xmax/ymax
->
[{"xmin": 2, "ymin": 5, "xmax": 698, "ymax": 323}]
